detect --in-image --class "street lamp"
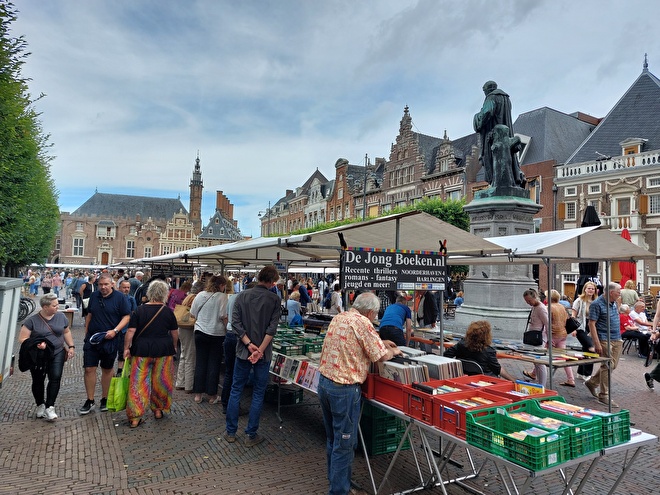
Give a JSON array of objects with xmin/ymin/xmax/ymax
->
[{"xmin": 258, "ymin": 200, "xmax": 271, "ymax": 237}]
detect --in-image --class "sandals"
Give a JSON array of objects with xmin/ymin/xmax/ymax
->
[
  {"xmin": 194, "ymin": 395, "xmax": 203, "ymax": 403},
  {"xmin": 154, "ymin": 409, "xmax": 163, "ymax": 419},
  {"xmin": 129, "ymin": 418, "xmax": 144, "ymax": 428},
  {"xmin": 560, "ymin": 382, "xmax": 576, "ymax": 387},
  {"xmin": 522, "ymin": 370, "xmax": 536, "ymax": 380},
  {"xmin": 208, "ymin": 396, "xmax": 221, "ymax": 405}
]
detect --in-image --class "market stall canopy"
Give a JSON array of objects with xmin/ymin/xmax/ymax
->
[
  {"xmin": 476, "ymin": 225, "xmax": 656, "ymax": 264},
  {"xmin": 132, "ymin": 211, "xmax": 506, "ymax": 268}
]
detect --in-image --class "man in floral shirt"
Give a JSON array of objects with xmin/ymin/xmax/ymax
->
[{"xmin": 318, "ymin": 291, "xmax": 401, "ymax": 495}]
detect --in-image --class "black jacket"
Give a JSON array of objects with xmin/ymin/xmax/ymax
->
[{"xmin": 18, "ymin": 336, "xmax": 55, "ymax": 372}]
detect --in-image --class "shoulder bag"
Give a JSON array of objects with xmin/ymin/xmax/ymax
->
[
  {"xmin": 565, "ymin": 315, "xmax": 581, "ymax": 332},
  {"xmin": 522, "ymin": 309, "xmax": 544, "ymax": 346},
  {"xmin": 39, "ymin": 314, "xmax": 68, "ymax": 361}
]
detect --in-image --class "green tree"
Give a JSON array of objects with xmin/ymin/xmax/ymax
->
[{"xmin": 0, "ymin": 2, "xmax": 59, "ymax": 277}]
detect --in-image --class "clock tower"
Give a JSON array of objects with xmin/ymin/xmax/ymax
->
[{"xmin": 189, "ymin": 154, "xmax": 203, "ymax": 234}]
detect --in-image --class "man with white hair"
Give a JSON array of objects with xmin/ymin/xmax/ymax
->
[
  {"xmin": 317, "ymin": 291, "xmax": 402, "ymax": 495},
  {"xmin": 128, "ymin": 271, "xmax": 144, "ymax": 297}
]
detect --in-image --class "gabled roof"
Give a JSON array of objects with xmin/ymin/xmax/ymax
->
[
  {"xmin": 566, "ymin": 66, "xmax": 660, "ymax": 164},
  {"xmin": 198, "ymin": 210, "xmax": 243, "ymax": 241},
  {"xmin": 72, "ymin": 192, "xmax": 187, "ymax": 220},
  {"xmin": 514, "ymin": 107, "xmax": 595, "ymax": 165}
]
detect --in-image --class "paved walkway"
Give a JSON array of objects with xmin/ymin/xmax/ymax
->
[{"xmin": 1, "ymin": 311, "xmax": 659, "ymax": 494}]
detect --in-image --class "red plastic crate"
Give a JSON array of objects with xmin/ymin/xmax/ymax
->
[
  {"xmin": 373, "ymin": 375, "xmax": 405, "ymax": 410},
  {"xmin": 402, "ymin": 380, "xmax": 470, "ymax": 425},
  {"xmin": 434, "ymin": 389, "xmax": 513, "ymax": 438},
  {"xmin": 446, "ymin": 374, "xmax": 512, "ymax": 391},
  {"xmin": 361, "ymin": 373, "xmax": 377, "ymax": 399},
  {"xmin": 485, "ymin": 384, "xmax": 559, "ymax": 401}
]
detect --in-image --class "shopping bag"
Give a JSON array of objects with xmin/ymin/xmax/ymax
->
[
  {"xmin": 107, "ymin": 360, "xmax": 130, "ymax": 412},
  {"xmin": 173, "ymin": 303, "xmax": 196, "ymax": 329}
]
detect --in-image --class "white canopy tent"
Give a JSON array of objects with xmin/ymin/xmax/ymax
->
[
  {"xmin": 131, "ymin": 211, "xmax": 507, "ymax": 269},
  {"xmin": 476, "ymin": 225, "xmax": 657, "ymax": 401}
]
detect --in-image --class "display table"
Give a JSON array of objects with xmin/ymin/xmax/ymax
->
[
  {"xmin": 58, "ymin": 308, "xmax": 78, "ymax": 328},
  {"xmin": 362, "ymin": 398, "xmax": 657, "ymax": 495}
]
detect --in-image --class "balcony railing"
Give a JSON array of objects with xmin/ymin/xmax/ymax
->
[
  {"xmin": 600, "ymin": 213, "xmax": 642, "ymax": 231},
  {"xmin": 558, "ymin": 150, "xmax": 660, "ymax": 179}
]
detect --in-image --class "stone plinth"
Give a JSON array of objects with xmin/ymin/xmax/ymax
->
[{"xmin": 454, "ymin": 195, "xmax": 542, "ymax": 340}]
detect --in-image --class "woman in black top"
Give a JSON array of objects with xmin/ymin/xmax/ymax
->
[
  {"xmin": 123, "ymin": 279, "xmax": 179, "ymax": 428},
  {"xmin": 445, "ymin": 320, "xmax": 515, "ymax": 381}
]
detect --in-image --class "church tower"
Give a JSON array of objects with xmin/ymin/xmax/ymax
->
[{"xmin": 189, "ymin": 154, "xmax": 203, "ymax": 234}]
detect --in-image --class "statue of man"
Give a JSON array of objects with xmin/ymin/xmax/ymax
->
[{"xmin": 473, "ymin": 81, "xmax": 525, "ymax": 188}]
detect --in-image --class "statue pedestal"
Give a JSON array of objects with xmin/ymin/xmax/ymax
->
[{"xmin": 454, "ymin": 195, "xmax": 542, "ymax": 340}]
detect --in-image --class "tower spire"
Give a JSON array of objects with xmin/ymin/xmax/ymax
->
[{"xmin": 189, "ymin": 154, "xmax": 204, "ymax": 234}]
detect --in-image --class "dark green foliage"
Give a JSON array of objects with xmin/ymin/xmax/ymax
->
[{"xmin": 0, "ymin": 2, "xmax": 59, "ymax": 276}]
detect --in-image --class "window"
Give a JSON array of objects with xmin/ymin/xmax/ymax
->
[
  {"xmin": 589, "ymin": 184, "xmax": 601, "ymax": 194},
  {"xmin": 566, "ymin": 201, "xmax": 577, "ymax": 221},
  {"xmin": 565, "ymin": 186, "xmax": 577, "ymax": 197},
  {"xmin": 162, "ymin": 245, "xmax": 171, "ymax": 255},
  {"xmin": 649, "ymin": 194, "xmax": 660, "ymax": 214},
  {"xmin": 564, "ymin": 274, "xmax": 577, "ymax": 282},
  {"xmin": 126, "ymin": 240, "xmax": 135, "ymax": 258},
  {"xmin": 129, "ymin": 226, "xmax": 136, "ymax": 235},
  {"xmin": 533, "ymin": 218, "xmax": 541, "ymax": 233},
  {"xmin": 75, "ymin": 222, "xmax": 84, "ymax": 231},
  {"xmin": 447, "ymin": 190, "xmax": 461, "ymax": 201},
  {"xmin": 144, "ymin": 246, "xmax": 152, "ymax": 258},
  {"xmin": 208, "ymin": 227, "xmax": 213, "ymax": 235},
  {"xmin": 382, "ymin": 203, "xmax": 391, "ymax": 213},
  {"xmin": 647, "ymin": 177, "xmax": 660, "ymax": 188},
  {"xmin": 650, "ymin": 276, "xmax": 660, "ymax": 285},
  {"xmin": 73, "ymin": 238, "xmax": 84, "ymax": 256},
  {"xmin": 528, "ymin": 177, "xmax": 541, "ymax": 204},
  {"xmin": 338, "ymin": 188, "xmax": 343, "ymax": 200},
  {"xmin": 55, "ymin": 238, "xmax": 61, "ymax": 250}
]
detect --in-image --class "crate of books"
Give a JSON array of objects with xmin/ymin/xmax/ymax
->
[
  {"xmin": 446, "ymin": 374, "xmax": 512, "ymax": 390},
  {"xmin": 303, "ymin": 337, "xmax": 324, "ymax": 355},
  {"xmin": 272, "ymin": 340, "xmax": 304, "ymax": 356},
  {"xmin": 535, "ymin": 398, "xmax": 630, "ymax": 448},
  {"xmin": 264, "ymin": 384, "xmax": 304, "ymax": 405},
  {"xmin": 505, "ymin": 399, "xmax": 602, "ymax": 458},
  {"xmin": 373, "ymin": 375, "xmax": 406, "ymax": 410},
  {"xmin": 361, "ymin": 373, "xmax": 377, "ymax": 399},
  {"xmin": 466, "ymin": 406, "xmax": 571, "ymax": 471},
  {"xmin": 402, "ymin": 380, "xmax": 469, "ymax": 425},
  {"xmin": 434, "ymin": 390, "xmax": 512, "ymax": 438},
  {"xmin": 484, "ymin": 380, "xmax": 560, "ymax": 402},
  {"xmin": 360, "ymin": 402, "xmax": 410, "ymax": 456}
]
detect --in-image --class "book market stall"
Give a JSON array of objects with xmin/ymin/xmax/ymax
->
[{"xmin": 132, "ymin": 213, "xmax": 658, "ymax": 494}]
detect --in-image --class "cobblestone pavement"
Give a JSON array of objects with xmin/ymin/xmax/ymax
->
[{"xmin": 1, "ymin": 311, "xmax": 659, "ymax": 494}]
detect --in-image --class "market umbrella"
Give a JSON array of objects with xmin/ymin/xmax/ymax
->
[
  {"xmin": 618, "ymin": 228, "xmax": 636, "ymax": 287},
  {"xmin": 575, "ymin": 206, "xmax": 602, "ymax": 297}
]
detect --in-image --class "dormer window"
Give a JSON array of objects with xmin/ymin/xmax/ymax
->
[{"xmin": 620, "ymin": 137, "xmax": 647, "ymax": 155}]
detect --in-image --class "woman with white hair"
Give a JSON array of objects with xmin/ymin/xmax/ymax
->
[{"xmin": 123, "ymin": 279, "xmax": 179, "ymax": 428}]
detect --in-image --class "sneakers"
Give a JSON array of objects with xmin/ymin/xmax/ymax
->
[
  {"xmin": 100, "ymin": 398, "xmax": 108, "ymax": 412},
  {"xmin": 584, "ymin": 380, "xmax": 598, "ymax": 398},
  {"xmin": 644, "ymin": 372, "xmax": 655, "ymax": 390},
  {"xmin": 44, "ymin": 406, "xmax": 58, "ymax": 421},
  {"xmin": 223, "ymin": 431, "xmax": 236, "ymax": 443},
  {"xmin": 597, "ymin": 397, "xmax": 620, "ymax": 408},
  {"xmin": 35, "ymin": 404, "xmax": 46, "ymax": 418},
  {"xmin": 245, "ymin": 433, "xmax": 264, "ymax": 447},
  {"xmin": 79, "ymin": 399, "xmax": 95, "ymax": 415}
]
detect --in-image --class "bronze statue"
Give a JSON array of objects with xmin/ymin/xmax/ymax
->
[{"xmin": 474, "ymin": 81, "xmax": 525, "ymax": 189}]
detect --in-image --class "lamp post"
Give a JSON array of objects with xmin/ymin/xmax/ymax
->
[
  {"xmin": 552, "ymin": 182, "xmax": 558, "ymax": 288},
  {"xmin": 258, "ymin": 201, "xmax": 271, "ymax": 237}
]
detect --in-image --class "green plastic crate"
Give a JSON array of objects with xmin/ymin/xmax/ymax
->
[
  {"xmin": 360, "ymin": 402, "xmax": 410, "ymax": 456},
  {"xmin": 507, "ymin": 399, "xmax": 603, "ymax": 458},
  {"xmin": 466, "ymin": 407, "xmax": 571, "ymax": 471},
  {"xmin": 600, "ymin": 409, "xmax": 630, "ymax": 447}
]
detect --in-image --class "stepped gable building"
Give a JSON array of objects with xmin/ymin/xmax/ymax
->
[
  {"xmin": 556, "ymin": 56, "xmax": 660, "ymax": 295},
  {"xmin": 198, "ymin": 191, "xmax": 244, "ymax": 246}
]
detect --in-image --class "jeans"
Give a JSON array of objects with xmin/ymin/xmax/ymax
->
[
  {"xmin": 221, "ymin": 332, "xmax": 237, "ymax": 407},
  {"xmin": 30, "ymin": 349, "xmax": 65, "ymax": 408},
  {"xmin": 317, "ymin": 374, "xmax": 361, "ymax": 495},
  {"xmin": 378, "ymin": 325, "xmax": 406, "ymax": 346},
  {"xmin": 193, "ymin": 331, "xmax": 224, "ymax": 396},
  {"xmin": 226, "ymin": 357, "xmax": 270, "ymax": 437}
]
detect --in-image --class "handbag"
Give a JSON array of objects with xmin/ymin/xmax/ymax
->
[
  {"xmin": 565, "ymin": 316, "xmax": 581, "ymax": 332},
  {"xmin": 82, "ymin": 297, "xmax": 90, "ymax": 309},
  {"xmin": 174, "ymin": 303, "xmax": 196, "ymax": 329},
  {"xmin": 522, "ymin": 309, "xmax": 544, "ymax": 346},
  {"xmin": 107, "ymin": 359, "xmax": 130, "ymax": 412}
]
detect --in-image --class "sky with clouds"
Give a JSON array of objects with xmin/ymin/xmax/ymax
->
[{"xmin": 12, "ymin": 0, "xmax": 660, "ymax": 237}]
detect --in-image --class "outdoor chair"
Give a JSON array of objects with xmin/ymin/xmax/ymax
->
[{"xmin": 459, "ymin": 359, "xmax": 484, "ymax": 376}]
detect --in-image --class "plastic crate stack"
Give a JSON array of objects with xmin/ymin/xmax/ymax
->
[{"xmin": 360, "ymin": 402, "xmax": 410, "ymax": 456}]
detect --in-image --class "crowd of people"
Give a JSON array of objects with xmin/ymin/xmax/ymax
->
[{"xmin": 18, "ymin": 265, "xmax": 660, "ymax": 494}]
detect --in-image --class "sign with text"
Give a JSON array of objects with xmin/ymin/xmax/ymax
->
[
  {"xmin": 150, "ymin": 263, "xmax": 194, "ymax": 278},
  {"xmin": 342, "ymin": 247, "xmax": 446, "ymax": 291}
]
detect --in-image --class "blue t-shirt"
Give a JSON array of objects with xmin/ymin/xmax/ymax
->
[
  {"xmin": 589, "ymin": 295, "xmax": 621, "ymax": 341},
  {"xmin": 86, "ymin": 289, "xmax": 132, "ymax": 336},
  {"xmin": 379, "ymin": 303, "xmax": 412, "ymax": 329}
]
